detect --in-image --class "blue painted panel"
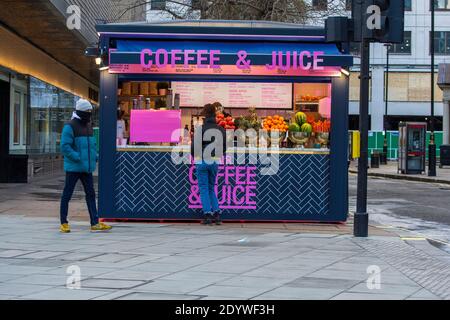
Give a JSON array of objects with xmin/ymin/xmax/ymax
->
[{"xmin": 107, "ymin": 151, "xmax": 341, "ymax": 222}]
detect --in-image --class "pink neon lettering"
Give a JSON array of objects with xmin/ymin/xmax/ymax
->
[
  {"xmin": 170, "ymin": 49, "xmax": 182, "ymax": 67},
  {"xmin": 210, "ymin": 50, "xmax": 221, "ymax": 68},
  {"xmin": 313, "ymin": 51, "xmax": 324, "ymax": 70},
  {"xmin": 140, "ymin": 49, "xmax": 153, "ymax": 67},
  {"xmin": 196, "ymin": 50, "xmax": 208, "ymax": 68},
  {"xmin": 300, "ymin": 51, "xmax": 312, "ymax": 70},
  {"xmin": 155, "ymin": 49, "xmax": 168, "ymax": 68},
  {"xmin": 183, "ymin": 50, "xmax": 195, "ymax": 68}
]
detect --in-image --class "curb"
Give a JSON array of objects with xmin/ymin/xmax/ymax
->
[{"xmin": 349, "ymin": 169, "xmax": 450, "ymax": 186}]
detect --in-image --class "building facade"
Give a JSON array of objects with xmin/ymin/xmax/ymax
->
[
  {"xmin": 348, "ymin": 0, "xmax": 450, "ymax": 132},
  {"xmin": 0, "ymin": 0, "xmax": 145, "ymax": 182}
]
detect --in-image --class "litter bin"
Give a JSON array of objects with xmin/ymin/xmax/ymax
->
[
  {"xmin": 371, "ymin": 151, "xmax": 380, "ymax": 168},
  {"xmin": 440, "ymin": 145, "xmax": 450, "ymax": 168},
  {"xmin": 380, "ymin": 152, "xmax": 388, "ymax": 165}
]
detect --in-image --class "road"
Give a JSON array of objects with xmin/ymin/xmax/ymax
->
[{"xmin": 349, "ymin": 173, "xmax": 450, "ymax": 244}]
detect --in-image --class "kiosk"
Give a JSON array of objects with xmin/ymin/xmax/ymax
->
[{"xmin": 96, "ymin": 21, "xmax": 353, "ymax": 222}]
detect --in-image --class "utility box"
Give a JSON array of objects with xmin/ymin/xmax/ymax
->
[
  {"xmin": 398, "ymin": 122, "xmax": 427, "ymax": 174},
  {"xmin": 440, "ymin": 145, "xmax": 450, "ymax": 168}
]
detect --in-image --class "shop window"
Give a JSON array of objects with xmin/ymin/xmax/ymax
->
[
  {"xmin": 349, "ymin": 72, "xmax": 372, "ymax": 101},
  {"xmin": 432, "ymin": 0, "xmax": 450, "ymax": 10},
  {"xmin": 28, "ymin": 77, "xmax": 83, "ymax": 155},
  {"xmin": 389, "ymin": 31, "xmax": 412, "ymax": 54},
  {"xmin": 117, "ymin": 81, "xmax": 333, "ymax": 150},
  {"xmin": 151, "ymin": 0, "xmax": 166, "ymax": 10},
  {"xmin": 347, "ymin": 0, "xmax": 411, "ymax": 11},
  {"xmin": 10, "ymin": 87, "xmax": 28, "ymax": 153},
  {"xmin": 312, "ymin": 0, "xmax": 327, "ymax": 11},
  {"xmin": 431, "ymin": 31, "xmax": 450, "ymax": 55},
  {"xmin": 386, "ymin": 72, "xmax": 442, "ymax": 102}
]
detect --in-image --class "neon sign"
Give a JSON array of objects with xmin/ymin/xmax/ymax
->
[{"xmin": 139, "ymin": 49, "xmax": 325, "ymax": 71}]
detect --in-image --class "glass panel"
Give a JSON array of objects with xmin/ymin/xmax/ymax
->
[
  {"xmin": 13, "ymin": 91, "xmax": 21, "ymax": 145},
  {"xmin": 28, "ymin": 77, "xmax": 82, "ymax": 155}
]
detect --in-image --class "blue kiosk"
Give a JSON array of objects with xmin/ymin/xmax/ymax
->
[{"xmin": 96, "ymin": 21, "xmax": 353, "ymax": 222}]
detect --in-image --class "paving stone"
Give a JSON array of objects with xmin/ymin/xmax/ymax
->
[
  {"xmin": 346, "ymin": 282, "xmax": 421, "ymax": 296},
  {"xmin": 81, "ymin": 278, "xmax": 147, "ymax": 289},
  {"xmin": 96, "ymin": 270, "xmax": 169, "ymax": 281},
  {"xmin": 17, "ymin": 251, "xmax": 68, "ymax": 259},
  {"xmin": 214, "ymin": 276, "xmax": 291, "ymax": 289},
  {"xmin": 84, "ymin": 253, "xmax": 139, "ymax": 263},
  {"xmin": 285, "ymin": 277, "xmax": 360, "ymax": 290},
  {"xmin": 133, "ymin": 279, "xmax": 214, "ymax": 294},
  {"xmin": 0, "ymin": 250, "xmax": 37, "ymax": 258},
  {"xmin": 253, "ymin": 286, "xmax": 344, "ymax": 300},
  {"xmin": 191, "ymin": 285, "xmax": 270, "ymax": 299},
  {"xmin": 331, "ymin": 292, "xmax": 408, "ymax": 300},
  {"xmin": 20, "ymin": 287, "xmax": 113, "ymax": 300},
  {"xmin": 116, "ymin": 292, "xmax": 203, "ymax": 300},
  {"xmin": 5, "ymin": 274, "xmax": 68, "ymax": 286},
  {"xmin": 0, "ymin": 283, "xmax": 53, "ymax": 296}
]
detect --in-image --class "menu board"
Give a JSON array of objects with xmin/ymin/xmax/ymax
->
[{"xmin": 172, "ymin": 82, "xmax": 292, "ymax": 109}]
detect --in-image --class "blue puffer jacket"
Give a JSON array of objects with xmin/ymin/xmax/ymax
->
[{"xmin": 60, "ymin": 119, "xmax": 98, "ymax": 173}]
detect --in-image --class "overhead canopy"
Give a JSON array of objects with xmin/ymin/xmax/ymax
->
[{"xmin": 98, "ymin": 20, "xmax": 353, "ymax": 78}]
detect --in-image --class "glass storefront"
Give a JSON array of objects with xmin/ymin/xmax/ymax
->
[{"xmin": 27, "ymin": 76, "xmax": 98, "ymax": 155}]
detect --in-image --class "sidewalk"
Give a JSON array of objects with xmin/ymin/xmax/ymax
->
[
  {"xmin": 1, "ymin": 176, "xmax": 449, "ymax": 300},
  {"xmin": 0, "ymin": 214, "xmax": 449, "ymax": 300},
  {"xmin": 349, "ymin": 161, "xmax": 450, "ymax": 185}
]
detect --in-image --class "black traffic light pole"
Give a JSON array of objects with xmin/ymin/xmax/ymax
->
[
  {"xmin": 429, "ymin": 1, "xmax": 437, "ymax": 177},
  {"xmin": 354, "ymin": 38, "xmax": 370, "ymax": 238},
  {"xmin": 384, "ymin": 44, "xmax": 391, "ymax": 160}
]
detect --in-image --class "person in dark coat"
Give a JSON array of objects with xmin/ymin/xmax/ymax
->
[
  {"xmin": 59, "ymin": 99, "xmax": 112, "ymax": 233},
  {"xmin": 191, "ymin": 104, "xmax": 227, "ymax": 225}
]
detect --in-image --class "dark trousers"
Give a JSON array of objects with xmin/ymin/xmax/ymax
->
[{"xmin": 60, "ymin": 172, "xmax": 99, "ymax": 226}]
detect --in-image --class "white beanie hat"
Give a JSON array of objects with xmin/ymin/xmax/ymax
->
[{"xmin": 76, "ymin": 99, "xmax": 93, "ymax": 112}]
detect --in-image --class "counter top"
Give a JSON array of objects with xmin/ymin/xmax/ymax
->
[{"xmin": 116, "ymin": 145, "xmax": 330, "ymax": 155}]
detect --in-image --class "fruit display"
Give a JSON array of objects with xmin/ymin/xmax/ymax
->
[
  {"xmin": 294, "ymin": 112, "xmax": 307, "ymax": 126},
  {"xmin": 216, "ymin": 113, "xmax": 235, "ymax": 130},
  {"xmin": 263, "ymin": 115, "xmax": 288, "ymax": 132},
  {"xmin": 235, "ymin": 107, "xmax": 261, "ymax": 131},
  {"xmin": 288, "ymin": 123, "xmax": 301, "ymax": 132},
  {"xmin": 300, "ymin": 94, "xmax": 323, "ymax": 102},
  {"xmin": 312, "ymin": 119, "xmax": 331, "ymax": 133},
  {"xmin": 300, "ymin": 123, "xmax": 313, "ymax": 133}
]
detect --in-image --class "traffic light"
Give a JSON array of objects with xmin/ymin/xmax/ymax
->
[{"xmin": 352, "ymin": 0, "xmax": 405, "ymax": 43}]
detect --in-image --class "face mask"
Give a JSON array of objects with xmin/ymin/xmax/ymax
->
[{"xmin": 76, "ymin": 110, "xmax": 92, "ymax": 123}]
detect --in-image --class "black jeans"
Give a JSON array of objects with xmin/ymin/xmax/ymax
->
[{"xmin": 60, "ymin": 172, "xmax": 99, "ymax": 226}]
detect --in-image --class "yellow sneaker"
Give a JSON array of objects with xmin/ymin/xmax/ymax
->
[
  {"xmin": 90, "ymin": 222, "xmax": 112, "ymax": 232},
  {"xmin": 60, "ymin": 223, "xmax": 71, "ymax": 233}
]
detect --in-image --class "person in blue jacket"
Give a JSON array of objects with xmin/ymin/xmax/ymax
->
[{"xmin": 59, "ymin": 99, "xmax": 112, "ymax": 233}]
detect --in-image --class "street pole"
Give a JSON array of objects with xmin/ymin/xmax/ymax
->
[
  {"xmin": 383, "ymin": 44, "xmax": 391, "ymax": 163},
  {"xmin": 354, "ymin": 38, "xmax": 370, "ymax": 238},
  {"xmin": 429, "ymin": 0, "xmax": 437, "ymax": 177}
]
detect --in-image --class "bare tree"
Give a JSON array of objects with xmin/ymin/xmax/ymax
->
[{"xmin": 112, "ymin": 0, "xmax": 348, "ymax": 25}]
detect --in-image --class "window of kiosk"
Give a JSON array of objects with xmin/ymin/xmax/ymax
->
[{"xmin": 116, "ymin": 81, "xmax": 331, "ymax": 151}]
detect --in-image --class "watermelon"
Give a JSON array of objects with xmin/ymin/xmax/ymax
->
[
  {"xmin": 288, "ymin": 123, "xmax": 301, "ymax": 132},
  {"xmin": 295, "ymin": 112, "xmax": 307, "ymax": 126},
  {"xmin": 301, "ymin": 123, "xmax": 313, "ymax": 133}
]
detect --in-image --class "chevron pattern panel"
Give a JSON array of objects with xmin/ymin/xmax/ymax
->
[{"xmin": 114, "ymin": 151, "xmax": 331, "ymax": 220}]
